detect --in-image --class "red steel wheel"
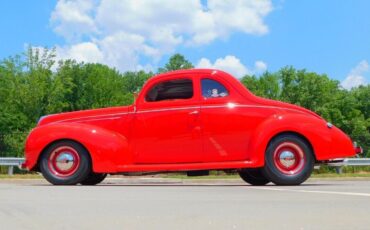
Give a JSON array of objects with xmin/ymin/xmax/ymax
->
[
  {"xmin": 273, "ymin": 142, "xmax": 306, "ymax": 175},
  {"xmin": 262, "ymin": 134, "xmax": 314, "ymax": 186},
  {"xmin": 40, "ymin": 140, "xmax": 91, "ymax": 185},
  {"xmin": 48, "ymin": 146, "xmax": 81, "ymax": 177}
]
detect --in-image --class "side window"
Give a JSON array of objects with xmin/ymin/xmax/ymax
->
[
  {"xmin": 201, "ymin": 79, "xmax": 229, "ymax": 98},
  {"xmin": 145, "ymin": 78, "xmax": 193, "ymax": 102}
]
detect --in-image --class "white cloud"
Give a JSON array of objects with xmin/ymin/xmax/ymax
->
[
  {"xmin": 341, "ymin": 60, "xmax": 369, "ymax": 90},
  {"xmin": 50, "ymin": 0, "xmax": 273, "ymax": 71},
  {"xmin": 50, "ymin": 0, "xmax": 98, "ymax": 42},
  {"xmin": 254, "ymin": 60, "xmax": 268, "ymax": 73},
  {"xmin": 196, "ymin": 55, "xmax": 267, "ymax": 78},
  {"xmin": 57, "ymin": 42, "xmax": 103, "ymax": 63}
]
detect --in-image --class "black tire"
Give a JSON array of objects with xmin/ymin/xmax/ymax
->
[
  {"xmin": 80, "ymin": 172, "xmax": 107, "ymax": 185},
  {"xmin": 262, "ymin": 134, "xmax": 314, "ymax": 186},
  {"xmin": 238, "ymin": 168, "xmax": 270, "ymax": 185},
  {"xmin": 39, "ymin": 140, "xmax": 91, "ymax": 185}
]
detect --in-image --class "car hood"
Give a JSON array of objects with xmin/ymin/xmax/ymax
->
[{"xmin": 37, "ymin": 106, "xmax": 131, "ymax": 126}]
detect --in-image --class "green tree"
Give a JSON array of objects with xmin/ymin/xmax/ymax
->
[
  {"xmin": 241, "ymin": 66, "xmax": 370, "ymax": 157},
  {"xmin": 54, "ymin": 60, "xmax": 135, "ymax": 110},
  {"xmin": 278, "ymin": 67, "xmax": 339, "ymax": 112},
  {"xmin": 122, "ymin": 70, "xmax": 152, "ymax": 93},
  {"xmin": 241, "ymin": 72, "xmax": 279, "ymax": 99},
  {"xmin": 0, "ymin": 47, "xmax": 55, "ymax": 157},
  {"xmin": 158, "ymin": 53, "xmax": 193, "ymax": 73},
  {"xmin": 0, "ymin": 50, "xmax": 369, "ymax": 161}
]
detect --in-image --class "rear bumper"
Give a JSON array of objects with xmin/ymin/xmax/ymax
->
[
  {"xmin": 322, "ymin": 143, "xmax": 363, "ymax": 165},
  {"xmin": 324, "ymin": 144, "xmax": 364, "ymax": 166}
]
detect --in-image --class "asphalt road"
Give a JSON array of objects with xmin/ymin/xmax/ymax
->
[{"xmin": 1, "ymin": 177, "xmax": 370, "ymax": 230}]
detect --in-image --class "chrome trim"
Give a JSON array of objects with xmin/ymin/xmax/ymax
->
[
  {"xmin": 48, "ymin": 103, "xmax": 314, "ymax": 124},
  {"xmin": 279, "ymin": 151, "xmax": 296, "ymax": 168},
  {"xmin": 37, "ymin": 115, "xmax": 48, "ymax": 124},
  {"xmin": 136, "ymin": 106, "xmax": 200, "ymax": 114},
  {"xmin": 52, "ymin": 112, "xmax": 129, "ymax": 124},
  {"xmin": 55, "ymin": 152, "xmax": 75, "ymax": 171},
  {"xmin": 199, "ymin": 104, "xmax": 309, "ymax": 115},
  {"xmin": 136, "ymin": 103, "xmax": 314, "ymax": 115}
]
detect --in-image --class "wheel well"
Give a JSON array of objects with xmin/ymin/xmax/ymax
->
[
  {"xmin": 267, "ymin": 131, "xmax": 316, "ymax": 161},
  {"xmin": 34, "ymin": 139, "xmax": 92, "ymax": 172}
]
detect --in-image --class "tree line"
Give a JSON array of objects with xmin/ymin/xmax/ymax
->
[{"xmin": 0, "ymin": 48, "xmax": 369, "ymax": 158}]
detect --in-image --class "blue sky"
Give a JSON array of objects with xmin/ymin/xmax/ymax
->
[{"xmin": 0, "ymin": 0, "xmax": 369, "ymax": 89}]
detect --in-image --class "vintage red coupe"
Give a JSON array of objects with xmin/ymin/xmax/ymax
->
[{"xmin": 23, "ymin": 69, "xmax": 358, "ymax": 185}]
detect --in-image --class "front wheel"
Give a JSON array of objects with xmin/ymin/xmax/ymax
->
[
  {"xmin": 39, "ymin": 140, "xmax": 91, "ymax": 185},
  {"xmin": 262, "ymin": 134, "xmax": 315, "ymax": 186}
]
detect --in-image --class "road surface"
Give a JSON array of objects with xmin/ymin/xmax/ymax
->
[{"xmin": 1, "ymin": 177, "xmax": 370, "ymax": 229}]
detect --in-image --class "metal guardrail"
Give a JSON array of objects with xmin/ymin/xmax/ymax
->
[
  {"xmin": 0, "ymin": 157, "xmax": 24, "ymax": 175},
  {"xmin": 327, "ymin": 158, "xmax": 370, "ymax": 174},
  {"xmin": 0, "ymin": 157, "xmax": 369, "ymax": 175},
  {"xmin": 327, "ymin": 158, "xmax": 370, "ymax": 166}
]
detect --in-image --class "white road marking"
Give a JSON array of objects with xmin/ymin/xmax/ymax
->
[{"xmin": 250, "ymin": 186, "xmax": 370, "ymax": 197}]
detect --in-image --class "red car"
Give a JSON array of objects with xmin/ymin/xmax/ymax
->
[{"xmin": 23, "ymin": 69, "xmax": 358, "ymax": 185}]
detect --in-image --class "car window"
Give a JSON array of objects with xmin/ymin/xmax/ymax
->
[
  {"xmin": 201, "ymin": 79, "xmax": 229, "ymax": 98},
  {"xmin": 145, "ymin": 78, "xmax": 193, "ymax": 102}
]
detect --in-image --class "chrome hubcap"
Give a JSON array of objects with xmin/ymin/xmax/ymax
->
[
  {"xmin": 48, "ymin": 146, "xmax": 81, "ymax": 177},
  {"xmin": 273, "ymin": 142, "xmax": 306, "ymax": 175},
  {"xmin": 55, "ymin": 152, "xmax": 75, "ymax": 171},
  {"xmin": 279, "ymin": 151, "xmax": 296, "ymax": 168}
]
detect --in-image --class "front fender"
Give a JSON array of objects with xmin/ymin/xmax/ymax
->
[
  {"xmin": 247, "ymin": 113, "xmax": 332, "ymax": 167},
  {"xmin": 24, "ymin": 123, "xmax": 129, "ymax": 173}
]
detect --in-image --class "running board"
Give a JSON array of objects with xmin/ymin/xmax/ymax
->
[{"xmin": 116, "ymin": 160, "xmax": 256, "ymax": 173}]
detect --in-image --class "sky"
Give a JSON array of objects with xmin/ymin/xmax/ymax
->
[{"xmin": 0, "ymin": 0, "xmax": 369, "ymax": 89}]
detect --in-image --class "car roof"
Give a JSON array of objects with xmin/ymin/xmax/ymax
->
[{"xmin": 152, "ymin": 68, "xmax": 234, "ymax": 79}]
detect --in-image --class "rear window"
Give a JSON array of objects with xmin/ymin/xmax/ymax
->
[{"xmin": 145, "ymin": 79, "xmax": 193, "ymax": 102}]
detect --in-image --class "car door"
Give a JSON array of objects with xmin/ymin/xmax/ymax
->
[
  {"xmin": 200, "ymin": 76, "xmax": 254, "ymax": 162},
  {"xmin": 132, "ymin": 75, "xmax": 202, "ymax": 164}
]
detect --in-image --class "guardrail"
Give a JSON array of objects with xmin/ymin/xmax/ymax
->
[
  {"xmin": 0, "ymin": 157, "xmax": 24, "ymax": 175},
  {"xmin": 327, "ymin": 158, "xmax": 370, "ymax": 174},
  {"xmin": 0, "ymin": 157, "xmax": 369, "ymax": 175}
]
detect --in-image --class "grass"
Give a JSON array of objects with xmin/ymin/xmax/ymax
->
[
  {"xmin": 311, "ymin": 172, "xmax": 370, "ymax": 178},
  {"xmin": 1, "ymin": 171, "xmax": 370, "ymax": 180},
  {"xmin": 0, "ymin": 174, "xmax": 42, "ymax": 179}
]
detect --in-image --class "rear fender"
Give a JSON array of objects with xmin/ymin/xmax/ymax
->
[
  {"xmin": 247, "ymin": 114, "xmax": 331, "ymax": 167},
  {"xmin": 25, "ymin": 123, "xmax": 129, "ymax": 173}
]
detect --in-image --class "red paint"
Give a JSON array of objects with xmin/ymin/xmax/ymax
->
[{"xmin": 23, "ymin": 69, "xmax": 356, "ymax": 173}]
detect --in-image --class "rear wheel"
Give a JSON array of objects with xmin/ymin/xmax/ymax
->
[
  {"xmin": 239, "ymin": 168, "xmax": 270, "ymax": 185},
  {"xmin": 80, "ymin": 172, "xmax": 107, "ymax": 185},
  {"xmin": 39, "ymin": 140, "xmax": 91, "ymax": 185},
  {"xmin": 262, "ymin": 134, "xmax": 314, "ymax": 186}
]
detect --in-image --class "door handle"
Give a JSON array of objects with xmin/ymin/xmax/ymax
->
[{"xmin": 189, "ymin": 110, "xmax": 199, "ymax": 115}]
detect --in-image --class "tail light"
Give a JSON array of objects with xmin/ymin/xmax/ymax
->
[{"xmin": 354, "ymin": 142, "xmax": 363, "ymax": 154}]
